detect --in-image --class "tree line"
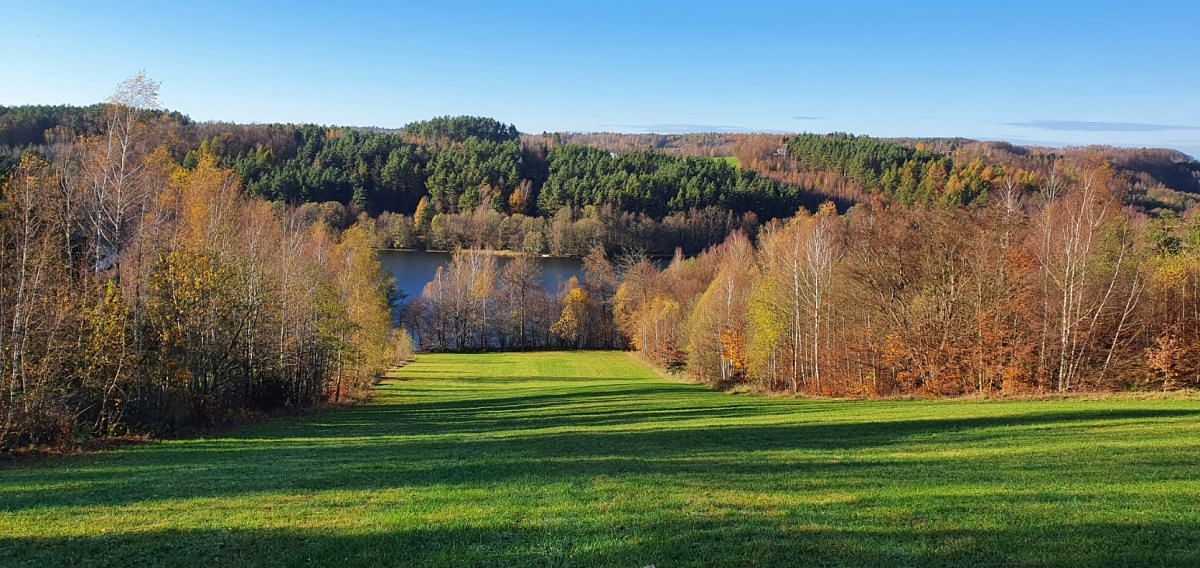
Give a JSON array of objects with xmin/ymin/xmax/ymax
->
[
  {"xmin": 543, "ymin": 132, "xmax": 1200, "ymax": 215},
  {"xmin": 537, "ymin": 145, "xmax": 802, "ymax": 219},
  {"xmin": 404, "ymin": 247, "xmax": 622, "ymax": 351},
  {"xmin": 783, "ymin": 133, "xmax": 1009, "ymax": 207},
  {"xmin": 617, "ymin": 160, "xmax": 1200, "ymax": 394},
  {"xmin": 3, "ymin": 106, "xmax": 810, "ymax": 255},
  {"xmin": 376, "ymin": 203, "xmax": 760, "ymax": 257},
  {"xmin": 8, "ymin": 105, "xmax": 1199, "ymax": 255},
  {"xmin": 0, "ymin": 75, "xmax": 399, "ymax": 451},
  {"xmin": 413, "ymin": 157, "xmax": 1200, "ymax": 395}
]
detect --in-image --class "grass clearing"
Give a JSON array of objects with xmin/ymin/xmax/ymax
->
[
  {"xmin": 712, "ymin": 155, "xmax": 741, "ymax": 168},
  {"xmin": 2, "ymin": 351, "xmax": 1199, "ymax": 566}
]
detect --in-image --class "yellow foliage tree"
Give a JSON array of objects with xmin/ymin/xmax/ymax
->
[{"xmin": 552, "ymin": 284, "xmax": 589, "ymax": 346}]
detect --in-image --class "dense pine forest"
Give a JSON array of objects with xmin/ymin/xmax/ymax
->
[{"xmin": 4, "ymin": 78, "xmax": 1200, "ymax": 450}]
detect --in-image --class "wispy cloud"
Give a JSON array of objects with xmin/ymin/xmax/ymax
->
[
  {"xmin": 1005, "ymin": 120, "xmax": 1200, "ymax": 132},
  {"xmin": 597, "ymin": 123, "xmax": 787, "ymax": 134},
  {"xmin": 792, "ymin": 115, "xmax": 823, "ymax": 121}
]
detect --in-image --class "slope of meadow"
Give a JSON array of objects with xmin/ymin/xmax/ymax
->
[{"xmin": 2, "ymin": 351, "xmax": 1198, "ymax": 566}]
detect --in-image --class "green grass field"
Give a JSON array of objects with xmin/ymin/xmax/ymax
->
[
  {"xmin": 3, "ymin": 351, "xmax": 1199, "ymax": 566},
  {"xmin": 712, "ymin": 156, "xmax": 741, "ymax": 168}
]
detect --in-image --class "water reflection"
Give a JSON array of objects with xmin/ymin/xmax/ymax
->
[{"xmin": 379, "ymin": 250, "xmax": 585, "ymax": 302}]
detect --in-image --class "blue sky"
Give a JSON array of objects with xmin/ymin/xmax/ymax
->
[{"xmin": 4, "ymin": 0, "xmax": 1199, "ymax": 157}]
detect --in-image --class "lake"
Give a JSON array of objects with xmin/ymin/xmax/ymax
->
[{"xmin": 379, "ymin": 250, "xmax": 585, "ymax": 302}]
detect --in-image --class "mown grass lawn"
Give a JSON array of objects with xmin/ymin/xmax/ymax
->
[{"xmin": 2, "ymin": 351, "xmax": 1199, "ymax": 566}]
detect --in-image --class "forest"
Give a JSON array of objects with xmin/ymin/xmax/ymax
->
[
  {"xmin": 612, "ymin": 181, "xmax": 1200, "ymax": 395},
  {"xmin": 5, "ymin": 77, "xmax": 1200, "ymax": 451},
  {"xmin": 0, "ymin": 77, "xmax": 399, "ymax": 450},
  {"xmin": 7, "ymin": 103, "xmax": 1198, "ymax": 259},
  {"xmin": 405, "ymin": 172, "xmax": 1200, "ymax": 396},
  {"xmin": 540, "ymin": 131, "xmax": 1200, "ymax": 214}
]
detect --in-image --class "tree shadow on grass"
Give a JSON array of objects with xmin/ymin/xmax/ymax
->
[
  {"xmin": 1, "ymin": 517, "xmax": 1197, "ymax": 567},
  {"xmin": 1, "ymin": 400, "xmax": 1195, "ymax": 512},
  {"xmin": 3, "ymin": 370, "xmax": 1199, "ymax": 565}
]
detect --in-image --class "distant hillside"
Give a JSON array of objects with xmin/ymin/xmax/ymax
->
[
  {"xmin": 0, "ymin": 106, "xmax": 807, "ymax": 220},
  {"xmin": 528, "ymin": 132, "xmax": 1200, "ymax": 213},
  {"xmin": 4, "ymin": 104, "xmax": 1199, "ymax": 215}
]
